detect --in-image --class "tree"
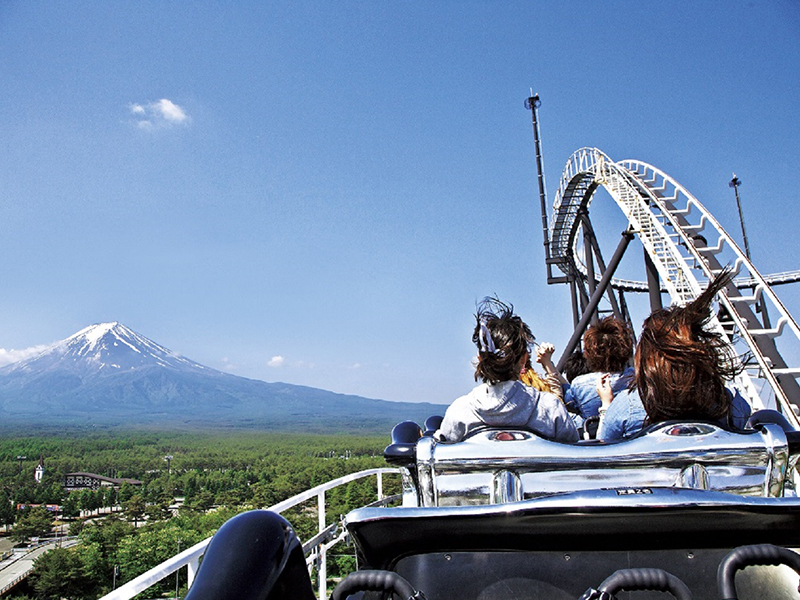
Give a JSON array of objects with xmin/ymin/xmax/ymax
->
[
  {"xmin": 79, "ymin": 489, "xmax": 96, "ymax": 516},
  {"xmin": 61, "ymin": 493, "xmax": 80, "ymax": 519},
  {"xmin": 184, "ymin": 490, "xmax": 214, "ymax": 513},
  {"xmin": 69, "ymin": 519, "xmax": 85, "ymax": 537},
  {"xmin": 79, "ymin": 516, "xmax": 134, "ymax": 558},
  {"xmin": 217, "ymin": 487, "xmax": 247, "ymax": 508},
  {"xmin": 29, "ymin": 547, "xmax": 84, "ymax": 600},
  {"xmin": 249, "ymin": 482, "xmax": 276, "ymax": 509},
  {"xmin": 75, "ymin": 541, "xmax": 108, "ymax": 595},
  {"xmin": 124, "ymin": 494, "xmax": 146, "ymax": 527},
  {"xmin": 103, "ymin": 486, "xmax": 118, "ymax": 512},
  {"xmin": 115, "ymin": 523, "xmax": 207, "ymax": 596},
  {"xmin": 0, "ymin": 489, "xmax": 15, "ymax": 531},
  {"xmin": 117, "ymin": 482, "xmax": 137, "ymax": 504},
  {"xmin": 145, "ymin": 499, "xmax": 171, "ymax": 522},
  {"xmin": 11, "ymin": 506, "xmax": 53, "ymax": 542}
]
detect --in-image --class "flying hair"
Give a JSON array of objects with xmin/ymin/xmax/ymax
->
[
  {"xmin": 635, "ymin": 268, "xmax": 743, "ymax": 423},
  {"xmin": 472, "ymin": 297, "xmax": 534, "ymax": 385}
]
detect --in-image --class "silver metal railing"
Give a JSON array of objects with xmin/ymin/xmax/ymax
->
[{"xmin": 99, "ymin": 467, "xmax": 400, "ymax": 600}]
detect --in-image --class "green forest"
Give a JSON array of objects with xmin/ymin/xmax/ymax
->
[{"xmin": 0, "ymin": 428, "xmax": 398, "ymax": 600}]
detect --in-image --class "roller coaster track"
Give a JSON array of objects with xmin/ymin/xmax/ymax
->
[{"xmin": 549, "ymin": 147, "xmax": 800, "ymax": 422}]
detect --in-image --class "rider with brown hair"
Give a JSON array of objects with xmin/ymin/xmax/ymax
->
[
  {"xmin": 436, "ymin": 297, "xmax": 578, "ymax": 443},
  {"xmin": 563, "ymin": 316, "xmax": 635, "ymax": 421},
  {"xmin": 597, "ymin": 270, "xmax": 751, "ymax": 440}
]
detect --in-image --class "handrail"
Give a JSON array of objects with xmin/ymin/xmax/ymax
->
[{"xmin": 99, "ymin": 467, "xmax": 400, "ymax": 600}]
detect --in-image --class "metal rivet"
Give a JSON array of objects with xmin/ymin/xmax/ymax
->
[
  {"xmin": 564, "ymin": 554, "xmax": 571, "ymax": 561},
  {"xmin": 687, "ymin": 552, "xmax": 694, "ymax": 559},
  {"xmin": 444, "ymin": 554, "xmax": 452, "ymax": 561}
]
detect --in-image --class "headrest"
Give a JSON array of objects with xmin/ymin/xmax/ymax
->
[{"xmin": 390, "ymin": 420, "xmax": 422, "ymax": 444}]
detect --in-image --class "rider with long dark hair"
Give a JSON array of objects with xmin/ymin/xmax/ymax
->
[{"xmin": 597, "ymin": 270, "xmax": 750, "ymax": 440}]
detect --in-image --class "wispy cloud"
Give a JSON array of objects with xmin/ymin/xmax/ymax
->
[
  {"xmin": 129, "ymin": 98, "xmax": 190, "ymax": 130},
  {"xmin": 267, "ymin": 355, "xmax": 285, "ymax": 368},
  {"xmin": 0, "ymin": 344, "xmax": 50, "ymax": 367},
  {"xmin": 219, "ymin": 357, "xmax": 238, "ymax": 372}
]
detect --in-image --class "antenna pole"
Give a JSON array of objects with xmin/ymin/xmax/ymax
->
[
  {"xmin": 729, "ymin": 173, "xmax": 770, "ymax": 325},
  {"xmin": 729, "ymin": 173, "xmax": 752, "ymax": 260},
  {"xmin": 525, "ymin": 92, "xmax": 551, "ymax": 265}
]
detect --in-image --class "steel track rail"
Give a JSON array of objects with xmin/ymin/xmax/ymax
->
[{"xmin": 549, "ymin": 148, "xmax": 800, "ymax": 422}]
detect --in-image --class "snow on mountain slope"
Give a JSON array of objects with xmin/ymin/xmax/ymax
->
[
  {"xmin": 0, "ymin": 322, "xmax": 216, "ymax": 376},
  {"xmin": 0, "ymin": 322, "xmax": 440, "ymax": 430}
]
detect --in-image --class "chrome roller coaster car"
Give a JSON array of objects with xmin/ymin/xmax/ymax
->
[{"xmin": 185, "ymin": 410, "xmax": 800, "ymax": 600}]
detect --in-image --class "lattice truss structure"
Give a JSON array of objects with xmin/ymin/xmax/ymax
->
[{"xmin": 548, "ymin": 147, "xmax": 800, "ymax": 423}]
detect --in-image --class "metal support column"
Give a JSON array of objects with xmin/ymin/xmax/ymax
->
[
  {"xmin": 187, "ymin": 559, "xmax": 199, "ymax": 588},
  {"xmin": 730, "ymin": 174, "xmax": 751, "ymax": 260},
  {"xmin": 583, "ymin": 212, "xmax": 626, "ymax": 322},
  {"xmin": 582, "ymin": 215, "xmax": 598, "ymax": 324},
  {"xmin": 569, "ymin": 278, "xmax": 580, "ymax": 329},
  {"xmin": 644, "ymin": 249, "xmax": 663, "ymax": 312},
  {"xmin": 576, "ymin": 277, "xmax": 590, "ymax": 312},
  {"xmin": 557, "ymin": 229, "xmax": 635, "ymax": 372}
]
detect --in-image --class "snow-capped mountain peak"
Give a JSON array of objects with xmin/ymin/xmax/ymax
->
[
  {"xmin": 0, "ymin": 322, "xmax": 430, "ymax": 431},
  {"xmin": 68, "ymin": 322, "xmax": 126, "ymax": 351},
  {"xmin": 2, "ymin": 322, "xmax": 209, "ymax": 375}
]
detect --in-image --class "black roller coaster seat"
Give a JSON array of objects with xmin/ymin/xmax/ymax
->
[
  {"xmin": 747, "ymin": 409, "xmax": 800, "ymax": 453},
  {"xmin": 184, "ymin": 510, "xmax": 315, "ymax": 600},
  {"xmin": 746, "ymin": 409, "xmax": 796, "ymax": 432},
  {"xmin": 422, "ymin": 415, "xmax": 443, "ymax": 437},
  {"xmin": 383, "ymin": 420, "xmax": 422, "ymax": 467}
]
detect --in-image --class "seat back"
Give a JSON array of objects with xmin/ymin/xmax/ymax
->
[{"xmin": 413, "ymin": 422, "xmax": 790, "ymax": 506}]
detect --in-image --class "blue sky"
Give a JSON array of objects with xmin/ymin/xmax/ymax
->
[{"xmin": 1, "ymin": 2, "xmax": 799, "ymax": 405}]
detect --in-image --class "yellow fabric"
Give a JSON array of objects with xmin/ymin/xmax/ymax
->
[
  {"xmin": 519, "ymin": 369, "xmax": 549, "ymax": 391},
  {"xmin": 520, "ymin": 369, "xmax": 564, "ymax": 401}
]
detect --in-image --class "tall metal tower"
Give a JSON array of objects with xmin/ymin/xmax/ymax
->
[{"xmin": 729, "ymin": 173, "xmax": 752, "ymax": 260}]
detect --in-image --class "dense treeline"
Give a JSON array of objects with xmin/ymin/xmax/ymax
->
[{"xmin": 0, "ymin": 429, "xmax": 397, "ymax": 600}]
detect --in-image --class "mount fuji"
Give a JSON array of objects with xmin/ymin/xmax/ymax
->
[{"xmin": 0, "ymin": 322, "xmax": 438, "ymax": 431}]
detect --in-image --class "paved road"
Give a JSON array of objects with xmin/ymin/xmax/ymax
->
[{"xmin": 0, "ymin": 539, "xmax": 79, "ymax": 595}]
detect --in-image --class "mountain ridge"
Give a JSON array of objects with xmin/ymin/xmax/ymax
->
[{"xmin": 0, "ymin": 323, "xmax": 440, "ymax": 432}]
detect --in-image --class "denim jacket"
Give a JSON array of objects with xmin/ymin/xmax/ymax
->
[
  {"xmin": 596, "ymin": 388, "xmax": 646, "ymax": 440},
  {"xmin": 598, "ymin": 387, "xmax": 752, "ymax": 441},
  {"xmin": 564, "ymin": 367, "xmax": 635, "ymax": 419}
]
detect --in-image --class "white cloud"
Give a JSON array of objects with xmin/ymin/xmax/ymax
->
[
  {"xmin": 268, "ymin": 355, "xmax": 285, "ymax": 368},
  {"xmin": 0, "ymin": 344, "xmax": 50, "ymax": 367},
  {"xmin": 220, "ymin": 357, "xmax": 238, "ymax": 372},
  {"xmin": 154, "ymin": 99, "xmax": 188, "ymax": 123},
  {"xmin": 128, "ymin": 99, "xmax": 190, "ymax": 129}
]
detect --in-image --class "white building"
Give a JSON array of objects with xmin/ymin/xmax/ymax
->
[{"xmin": 34, "ymin": 455, "xmax": 44, "ymax": 484}]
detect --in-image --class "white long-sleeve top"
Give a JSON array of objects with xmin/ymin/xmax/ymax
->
[{"xmin": 436, "ymin": 380, "xmax": 579, "ymax": 443}]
